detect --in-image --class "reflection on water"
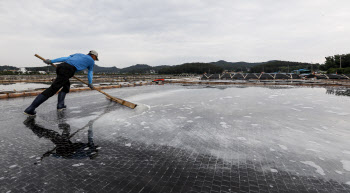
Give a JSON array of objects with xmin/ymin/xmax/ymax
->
[
  {"xmin": 22, "ymin": 102, "xmax": 120, "ymax": 164},
  {"xmin": 326, "ymin": 88, "xmax": 350, "ymax": 97},
  {"xmin": 23, "ymin": 112, "xmax": 99, "ymax": 163}
]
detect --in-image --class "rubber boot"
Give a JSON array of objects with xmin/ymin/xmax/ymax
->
[
  {"xmin": 57, "ymin": 92, "xmax": 67, "ymax": 111},
  {"xmin": 24, "ymin": 94, "xmax": 49, "ymax": 116}
]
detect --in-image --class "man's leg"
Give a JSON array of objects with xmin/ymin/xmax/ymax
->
[
  {"xmin": 57, "ymin": 80, "xmax": 70, "ymax": 110},
  {"xmin": 24, "ymin": 67, "xmax": 70, "ymax": 116},
  {"xmin": 23, "ymin": 94, "xmax": 49, "ymax": 116},
  {"xmin": 42, "ymin": 74, "xmax": 70, "ymax": 98}
]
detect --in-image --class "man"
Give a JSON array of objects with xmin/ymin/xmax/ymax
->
[{"xmin": 24, "ymin": 50, "xmax": 98, "ymax": 116}]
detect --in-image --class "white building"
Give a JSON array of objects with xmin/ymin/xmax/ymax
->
[{"xmin": 19, "ymin": 67, "xmax": 27, "ymax": 73}]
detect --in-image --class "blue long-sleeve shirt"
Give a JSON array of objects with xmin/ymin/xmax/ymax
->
[{"xmin": 51, "ymin": 53, "xmax": 95, "ymax": 84}]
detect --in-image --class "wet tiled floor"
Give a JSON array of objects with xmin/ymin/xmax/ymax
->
[{"xmin": 1, "ymin": 85, "xmax": 350, "ymax": 193}]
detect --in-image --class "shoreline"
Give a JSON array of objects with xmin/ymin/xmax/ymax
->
[
  {"xmin": 0, "ymin": 81, "xmax": 159, "ymax": 99},
  {"xmin": 0, "ymin": 74, "xmax": 190, "ymax": 84},
  {"xmin": 1, "ymin": 79, "xmax": 350, "ymax": 100}
]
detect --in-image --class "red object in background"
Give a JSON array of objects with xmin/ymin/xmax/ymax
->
[{"xmin": 153, "ymin": 79, "xmax": 164, "ymax": 82}]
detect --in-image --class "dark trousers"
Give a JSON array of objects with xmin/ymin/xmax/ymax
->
[{"xmin": 42, "ymin": 63, "xmax": 76, "ymax": 98}]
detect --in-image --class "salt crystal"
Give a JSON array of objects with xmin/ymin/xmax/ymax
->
[
  {"xmin": 270, "ymin": 169, "xmax": 278, "ymax": 173},
  {"xmin": 72, "ymin": 163, "xmax": 84, "ymax": 167}
]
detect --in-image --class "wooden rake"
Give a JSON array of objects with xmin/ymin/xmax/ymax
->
[{"xmin": 35, "ymin": 54, "xmax": 137, "ymax": 109}]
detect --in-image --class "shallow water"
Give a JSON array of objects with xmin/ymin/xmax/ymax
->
[
  {"xmin": 1, "ymin": 84, "xmax": 350, "ymax": 192},
  {"xmin": 92, "ymin": 85, "xmax": 350, "ymax": 182},
  {"xmin": 0, "ymin": 82, "xmax": 50, "ymax": 92}
]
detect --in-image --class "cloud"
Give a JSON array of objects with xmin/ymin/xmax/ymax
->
[{"xmin": 0, "ymin": 0, "xmax": 350, "ymax": 67}]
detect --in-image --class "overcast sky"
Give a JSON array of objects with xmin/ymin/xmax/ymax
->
[{"xmin": 1, "ymin": 0, "xmax": 349, "ymax": 68}]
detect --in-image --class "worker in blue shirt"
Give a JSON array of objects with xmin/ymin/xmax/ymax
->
[{"xmin": 24, "ymin": 50, "xmax": 99, "ymax": 116}]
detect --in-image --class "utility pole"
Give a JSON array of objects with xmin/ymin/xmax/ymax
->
[{"xmin": 340, "ymin": 56, "xmax": 342, "ymax": 68}]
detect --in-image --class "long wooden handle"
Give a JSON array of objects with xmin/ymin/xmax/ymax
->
[
  {"xmin": 34, "ymin": 54, "xmax": 137, "ymax": 109},
  {"xmin": 35, "ymin": 54, "xmax": 57, "ymax": 68}
]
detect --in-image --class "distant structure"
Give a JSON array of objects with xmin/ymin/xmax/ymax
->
[
  {"xmin": 201, "ymin": 72, "xmax": 349, "ymax": 80},
  {"xmin": 20, "ymin": 68, "xmax": 27, "ymax": 73},
  {"xmin": 292, "ymin": 69, "xmax": 311, "ymax": 75},
  {"xmin": 38, "ymin": 71, "xmax": 47, "ymax": 74}
]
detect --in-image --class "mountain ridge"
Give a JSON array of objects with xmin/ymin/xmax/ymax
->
[{"xmin": 0, "ymin": 60, "xmax": 319, "ymax": 74}]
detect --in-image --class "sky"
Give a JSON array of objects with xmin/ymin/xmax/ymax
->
[{"xmin": 0, "ymin": 0, "xmax": 349, "ymax": 68}]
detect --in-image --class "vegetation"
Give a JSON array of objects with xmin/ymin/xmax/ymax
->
[
  {"xmin": 119, "ymin": 64, "xmax": 152, "ymax": 74},
  {"xmin": 26, "ymin": 66, "xmax": 55, "ymax": 72},
  {"xmin": 320, "ymin": 54, "xmax": 350, "ymax": 74},
  {"xmin": 1, "ymin": 54, "xmax": 349, "ymax": 75},
  {"xmin": 326, "ymin": 67, "xmax": 350, "ymax": 74},
  {"xmin": 158, "ymin": 63, "xmax": 223, "ymax": 74},
  {"xmin": 0, "ymin": 71, "xmax": 21, "ymax": 75},
  {"xmin": 94, "ymin": 64, "xmax": 170, "ymax": 74},
  {"xmin": 0, "ymin": 71, "xmax": 44, "ymax": 75},
  {"xmin": 0, "ymin": 65, "xmax": 19, "ymax": 71},
  {"xmin": 250, "ymin": 60, "xmax": 319, "ymax": 73},
  {"xmin": 150, "ymin": 65, "xmax": 169, "ymax": 72},
  {"xmin": 94, "ymin": 65, "xmax": 119, "ymax": 73},
  {"xmin": 210, "ymin": 60, "xmax": 262, "ymax": 71}
]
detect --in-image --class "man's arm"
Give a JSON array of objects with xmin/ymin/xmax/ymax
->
[
  {"xmin": 87, "ymin": 65, "xmax": 94, "ymax": 85},
  {"xmin": 51, "ymin": 56, "xmax": 71, "ymax": 63}
]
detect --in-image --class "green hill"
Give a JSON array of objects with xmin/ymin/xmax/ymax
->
[
  {"xmin": 94, "ymin": 65, "xmax": 119, "ymax": 73},
  {"xmin": 119, "ymin": 64, "xmax": 153, "ymax": 74},
  {"xmin": 158, "ymin": 62, "xmax": 223, "ymax": 74},
  {"xmin": 96, "ymin": 64, "xmax": 169, "ymax": 74},
  {"xmin": 25, "ymin": 66, "xmax": 55, "ymax": 72},
  {"xmin": 210, "ymin": 60, "xmax": 264, "ymax": 71},
  {"xmin": 0, "ymin": 59, "xmax": 323, "ymax": 75},
  {"xmin": 0, "ymin": 65, "xmax": 19, "ymax": 71}
]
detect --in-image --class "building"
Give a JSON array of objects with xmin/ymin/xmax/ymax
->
[
  {"xmin": 292, "ymin": 69, "xmax": 311, "ymax": 75},
  {"xmin": 38, "ymin": 71, "xmax": 47, "ymax": 74},
  {"xmin": 19, "ymin": 68, "xmax": 27, "ymax": 73}
]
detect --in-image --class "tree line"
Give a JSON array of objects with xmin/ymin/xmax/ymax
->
[
  {"xmin": 250, "ymin": 61, "xmax": 320, "ymax": 73},
  {"xmin": 158, "ymin": 63, "xmax": 223, "ymax": 74},
  {"xmin": 1, "ymin": 53, "xmax": 350, "ymax": 75},
  {"xmin": 321, "ymin": 54, "xmax": 350, "ymax": 74}
]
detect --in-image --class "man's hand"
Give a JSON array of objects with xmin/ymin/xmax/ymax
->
[
  {"xmin": 88, "ymin": 84, "xmax": 94, "ymax": 90},
  {"xmin": 43, "ymin": 59, "xmax": 52, "ymax": 65}
]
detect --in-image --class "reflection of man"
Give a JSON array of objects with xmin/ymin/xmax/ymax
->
[{"xmin": 23, "ymin": 117, "xmax": 98, "ymax": 160}]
